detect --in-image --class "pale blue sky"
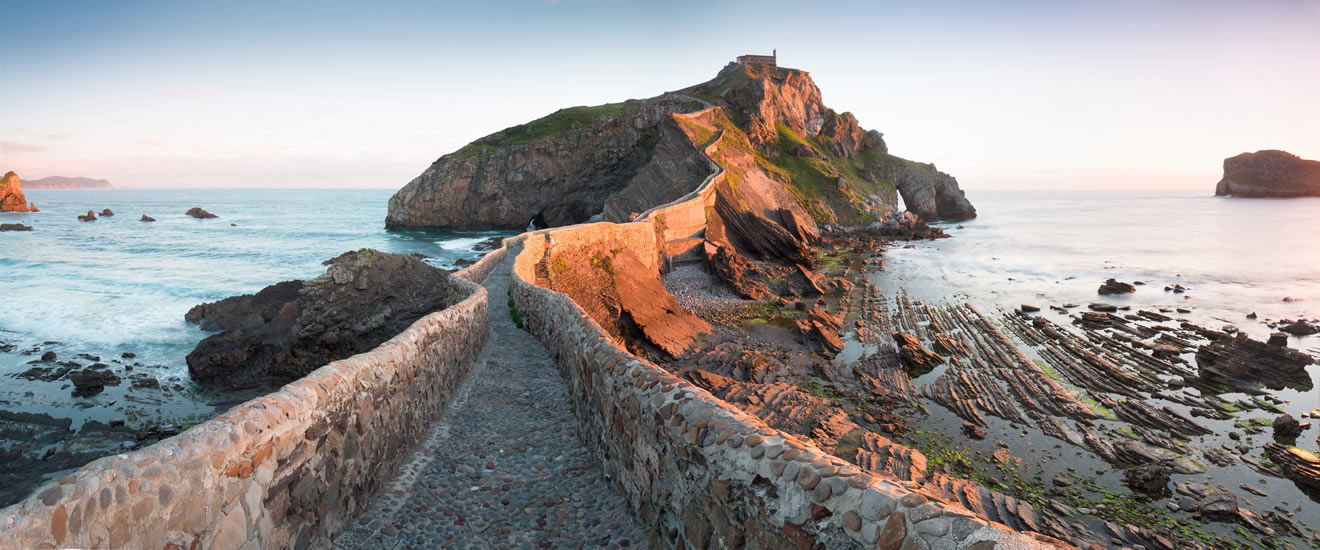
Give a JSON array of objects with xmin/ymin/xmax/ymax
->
[{"xmin": 2, "ymin": 0, "xmax": 1318, "ymax": 190}]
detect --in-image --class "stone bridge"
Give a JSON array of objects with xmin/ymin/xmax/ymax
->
[{"xmin": 0, "ymin": 109, "xmax": 1066, "ymax": 549}]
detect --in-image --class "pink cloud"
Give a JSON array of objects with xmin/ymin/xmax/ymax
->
[{"xmin": 0, "ymin": 141, "xmax": 48, "ymax": 154}]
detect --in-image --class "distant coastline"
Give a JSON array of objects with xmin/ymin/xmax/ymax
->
[{"xmin": 22, "ymin": 176, "xmax": 113, "ymax": 189}]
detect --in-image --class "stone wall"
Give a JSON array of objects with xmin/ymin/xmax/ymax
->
[
  {"xmin": 0, "ymin": 271, "xmax": 492, "ymax": 550},
  {"xmin": 636, "ymin": 113, "xmax": 724, "ymax": 265},
  {"xmin": 506, "ymin": 113, "xmax": 1069, "ymax": 549}
]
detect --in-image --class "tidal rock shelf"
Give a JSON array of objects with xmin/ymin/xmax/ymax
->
[{"xmin": 844, "ymin": 283, "xmax": 1320, "ymax": 548}]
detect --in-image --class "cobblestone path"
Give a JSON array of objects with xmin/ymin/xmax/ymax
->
[{"xmin": 334, "ymin": 254, "xmax": 647, "ymax": 549}]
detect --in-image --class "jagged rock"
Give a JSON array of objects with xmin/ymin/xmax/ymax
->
[
  {"xmin": 139, "ymin": 215, "xmax": 156, "ymax": 222},
  {"xmin": 1215, "ymin": 150, "xmax": 1320, "ymax": 197},
  {"xmin": 0, "ymin": 223, "xmax": 33, "ymax": 231},
  {"xmin": 686, "ymin": 369, "xmax": 858, "ymax": 452},
  {"xmin": 1265, "ymin": 443, "xmax": 1320, "ymax": 492},
  {"xmin": 1273, "ymin": 414, "xmax": 1303, "ymax": 438},
  {"xmin": 1280, "ymin": 319, "xmax": 1319, "ymax": 336},
  {"xmin": 69, "ymin": 366, "xmax": 121, "ymax": 396},
  {"xmin": 1080, "ymin": 312, "xmax": 1112, "ymax": 327},
  {"xmin": 1124, "ymin": 461, "xmax": 1172, "ymax": 495},
  {"xmin": 796, "ymin": 304, "xmax": 843, "ymax": 354},
  {"xmin": 1268, "ymin": 332, "xmax": 1290, "ymax": 346},
  {"xmin": 859, "ymin": 211, "xmax": 949, "ymax": 240},
  {"xmin": 894, "ymin": 332, "xmax": 942, "ymax": 371},
  {"xmin": 1020, "ymin": 304, "xmax": 1040, "ymax": 313},
  {"xmin": 1087, "ymin": 303, "xmax": 1118, "ymax": 312},
  {"xmin": 185, "ymin": 207, "xmax": 218, "ymax": 219},
  {"xmin": 100, "ymin": 209, "xmax": 114, "ymax": 217},
  {"xmin": 1195, "ymin": 331, "xmax": 1314, "ymax": 390},
  {"xmin": 77, "ymin": 210, "xmax": 96, "ymax": 221},
  {"xmin": 186, "ymin": 249, "xmax": 459, "ymax": 388},
  {"xmin": 0, "ymin": 171, "xmax": 35, "ymax": 212},
  {"xmin": 1097, "ymin": 278, "xmax": 1136, "ymax": 295}
]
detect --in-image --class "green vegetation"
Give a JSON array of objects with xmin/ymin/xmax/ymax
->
[
  {"xmin": 498, "ymin": 100, "xmax": 646, "ymax": 146},
  {"xmin": 590, "ymin": 253, "xmax": 615, "ymax": 277},
  {"xmin": 507, "ymin": 297, "xmax": 524, "ymax": 329}
]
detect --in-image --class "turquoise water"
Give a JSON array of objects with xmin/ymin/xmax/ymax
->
[{"xmin": 0, "ymin": 188, "xmax": 506, "ymax": 427}]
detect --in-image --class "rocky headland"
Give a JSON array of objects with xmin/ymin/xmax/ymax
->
[
  {"xmin": 0, "ymin": 171, "xmax": 37, "ymax": 212},
  {"xmin": 1215, "ymin": 150, "xmax": 1320, "ymax": 197},
  {"xmin": 386, "ymin": 63, "xmax": 976, "ymax": 231},
  {"xmin": 20, "ymin": 175, "xmax": 113, "ymax": 189},
  {"xmin": 186, "ymin": 249, "xmax": 461, "ymax": 389}
]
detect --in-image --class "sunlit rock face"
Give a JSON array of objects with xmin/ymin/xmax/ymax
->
[
  {"xmin": 1215, "ymin": 150, "xmax": 1320, "ymax": 198},
  {"xmin": 0, "ymin": 171, "xmax": 36, "ymax": 212}
]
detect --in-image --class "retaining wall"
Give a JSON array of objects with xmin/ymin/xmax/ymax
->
[
  {"xmin": 0, "ymin": 269, "xmax": 492, "ymax": 549},
  {"xmin": 507, "ymin": 111, "xmax": 1068, "ymax": 549}
]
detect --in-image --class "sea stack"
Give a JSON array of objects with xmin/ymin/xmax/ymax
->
[
  {"xmin": 185, "ymin": 207, "xmax": 218, "ymax": 219},
  {"xmin": 0, "ymin": 171, "xmax": 37, "ymax": 212},
  {"xmin": 1214, "ymin": 150, "xmax": 1320, "ymax": 197}
]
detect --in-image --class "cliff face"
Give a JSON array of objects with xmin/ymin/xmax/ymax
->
[
  {"xmin": 1, "ymin": 171, "xmax": 36, "ymax": 212},
  {"xmin": 386, "ymin": 62, "xmax": 976, "ymax": 230},
  {"xmin": 1215, "ymin": 150, "xmax": 1320, "ymax": 198}
]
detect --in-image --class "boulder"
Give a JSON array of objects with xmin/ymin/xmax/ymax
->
[
  {"xmin": 1097, "ymin": 278, "xmax": 1136, "ymax": 295},
  {"xmin": 1123, "ymin": 461, "xmax": 1172, "ymax": 495},
  {"xmin": 1273, "ymin": 414, "xmax": 1303, "ymax": 438},
  {"xmin": 0, "ymin": 223, "xmax": 33, "ymax": 231},
  {"xmin": 100, "ymin": 209, "xmax": 114, "ymax": 217},
  {"xmin": 1215, "ymin": 150, "xmax": 1320, "ymax": 197},
  {"xmin": 1020, "ymin": 304, "xmax": 1040, "ymax": 313},
  {"xmin": 185, "ymin": 207, "xmax": 218, "ymax": 219},
  {"xmin": 77, "ymin": 210, "xmax": 97, "ymax": 221},
  {"xmin": 186, "ymin": 249, "xmax": 460, "ymax": 388},
  {"xmin": 140, "ymin": 215, "xmax": 156, "ymax": 222},
  {"xmin": 1088, "ymin": 303, "xmax": 1118, "ymax": 312},
  {"xmin": 69, "ymin": 366, "xmax": 122, "ymax": 396}
]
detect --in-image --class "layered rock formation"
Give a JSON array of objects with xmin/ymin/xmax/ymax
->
[
  {"xmin": 186, "ymin": 249, "xmax": 459, "ymax": 388},
  {"xmin": 1215, "ymin": 150, "xmax": 1320, "ymax": 197},
  {"xmin": 0, "ymin": 171, "xmax": 36, "ymax": 212},
  {"xmin": 386, "ymin": 63, "xmax": 976, "ymax": 230}
]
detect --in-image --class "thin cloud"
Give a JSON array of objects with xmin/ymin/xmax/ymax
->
[{"xmin": 0, "ymin": 141, "xmax": 48, "ymax": 153}]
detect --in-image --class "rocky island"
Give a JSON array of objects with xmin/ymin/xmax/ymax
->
[
  {"xmin": 1215, "ymin": 150, "xmax": 1320, "ymax": 197},
  {"xmin": 386, "ymin": 62, "xmax": 975, "ymax": 231},
  {"xmin": 0, "ymin": 171, "xmax": 38, "ymax": 212}
]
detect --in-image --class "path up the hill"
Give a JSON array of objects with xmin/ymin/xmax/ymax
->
[{"xmin": 334, "ymin": 253, "xmax": 646, "ymax": 549}]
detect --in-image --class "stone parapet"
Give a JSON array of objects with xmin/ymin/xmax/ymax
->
[{"xmin": 0, "ymin": 270, "xmax": 491, "ymax": 549}]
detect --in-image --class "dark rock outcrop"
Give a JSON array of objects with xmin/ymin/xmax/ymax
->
[
  {"xmin": 1215, "ymin": 150, "xmax": 1320, "ymax": 197},
  {"xmin": 77, "ymin": 210, "xmax": 96, "ymax": 221},
  {"xmin": 1097, "ymin": 278, "xmax": 1136, "ymax": 295},
  {"xmin": 185, "ymin": 207, "xmax": 218, "ymax": 219},
  {"xmin": 185, "ymin": 249, "xmax": 458, "ymax": 388},
  {"xmin": 0, "ymin": 171, "xmax": 36, "ymax": 212},
  {"xmin": 1280, "ymin": 319, "xmax": 1319, "ymax": 336},
  {"xmin": 139, "ymin": 215, "xmax": 156, "ymax": 222},
  {"xmin": 100, "ymin": 209, "xmax": 114, "ymax": 217},
  {"xmin": 69, "ymin": 366, "xmax": 121, "ymax": 396},
  {"xmin": 889, "ymin": 161, "xmax": 977, "ymax": 221},
  {"xmin": 1273, "ymin": 414, "xmax": 1303, "ymax": 438},
  {"xmin": 0, "ymin": 223, "xmax": 32, "ymax": 231},
  {"xmin": 1195, "ymin": 331, "xmax": 1314, "ymax": 390},
  {"xmin": 1124, "ymin": 461, "xmax": 1172, "ymax": 495}
]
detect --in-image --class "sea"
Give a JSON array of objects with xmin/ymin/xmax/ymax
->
[{"xmin": 0, "ymin": 188, "xmax": 506, "ymax": 433}]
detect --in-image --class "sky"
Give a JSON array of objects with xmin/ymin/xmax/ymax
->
[{"xmin": 1, "ymin": 0, "xmax": 1317, "ymax": 191}]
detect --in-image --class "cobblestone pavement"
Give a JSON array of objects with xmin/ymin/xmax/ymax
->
[{"xmin": 334, "ymin": 255, "xmax": 647, "ymax": 549}]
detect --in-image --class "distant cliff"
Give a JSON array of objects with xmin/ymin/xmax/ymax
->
[
  {"xmin": 386, "ymin": 62, "xmax": 976, "ymax": 230},
  {"xmin": 1, "ymin": 171, "xmax": 37, "ymax": 212},
  {"xmin": 1215, "ymin": 150, "xmax": 1320, "ymax": 198},
  {"xmin": 23, "ymin": 176, "xmax": 113, "ymax": 189}
]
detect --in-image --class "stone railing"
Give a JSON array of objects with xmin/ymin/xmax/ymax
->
[
  {"xmin": 638, "ymin": 111, "xmax": 725, "ymax": 266},
  {"xmin": 0, "ymin": 269, "xmax": 492, "ymax": 549},
  {"xmin": 505, "ymin": 110, "xmax": 1069, "ymax": 549}
]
